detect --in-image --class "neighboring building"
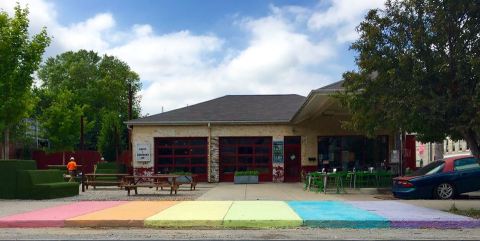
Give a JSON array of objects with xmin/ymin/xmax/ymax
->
[
  {"xmin": 415, "ymin": 138, "xmax": 471, "ymax": 167},
  {"xmin": 126, "ymin": 81, "xmax": 395, "ymax": 182}
]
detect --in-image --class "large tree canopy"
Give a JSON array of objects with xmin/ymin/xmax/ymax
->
[
  {"xmin": 36, "ymin": 50, "xmax": 141, "ymax": 158},
  {"xmin": 0, "ymin": 4, "xmax": 50, "ymax": 159},
  {"xmin": 337, "ymin": 0, "xmax": 480, "ymax": 157}
]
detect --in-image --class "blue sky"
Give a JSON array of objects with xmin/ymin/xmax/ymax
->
[{"xmin": 0, "ymin": 0, "xmax": 386, "ymax": 115}]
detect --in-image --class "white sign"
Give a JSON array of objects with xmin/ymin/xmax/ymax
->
[
  {"xmin": 391, "ymin": 150, "xmax": 399, "ymax": 163},
  {"xmin": 136, "ymin": 144, "xmax": 151, "ymax": 162}
]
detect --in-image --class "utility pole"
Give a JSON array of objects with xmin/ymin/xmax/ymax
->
[
  {"xmin": 80, "ymin": 115, "xmax": 84, "ymax": 150},
  {"xmin": 127, "ymin": 83, "xmax": 133, "ymax": 151}
]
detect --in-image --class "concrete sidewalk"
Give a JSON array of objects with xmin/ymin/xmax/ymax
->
[
  {"xmin": 0, "ymin": 200, "xmax": 478, "ymax": 229},
  {"xmin": 196, "ymin": 183, "xmax": 381, "ymax": 201}
]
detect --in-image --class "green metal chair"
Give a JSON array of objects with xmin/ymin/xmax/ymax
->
[
  {"xmin": 355, "ymin": 171, "xmax": 378, "ymax": 188},
  {"xmin": 376, "ymin": 170, "xmax": 393, "ymax": 187},
  {"xmin": 308, "ymin": 172, "xmax": 324, "ymax": 193},
  {"xmin": 324, "ymin": 171, "xmax": 347, "ymax": 194}
]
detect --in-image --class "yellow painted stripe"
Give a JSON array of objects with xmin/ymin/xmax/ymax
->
[{"xmin": 145, "ymin": 201, "xmax": 232, "ymax": 227}]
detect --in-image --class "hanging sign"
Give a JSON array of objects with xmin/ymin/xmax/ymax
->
[
  {"xmin": 136, "ymin": 144, "xmax": 151, "ymax": 162},
  {"xmin": 273, "ymin": 141, "xmax": 284, "ymax": 164}
]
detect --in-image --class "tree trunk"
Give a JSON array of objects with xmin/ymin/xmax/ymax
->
[
  {"xmin": 3, "ymin": 129, "xmax": 10, "ymax": 160},
  {"xmin": 463, "ymin": 129, "xmax": 480, "ymax": 158}
]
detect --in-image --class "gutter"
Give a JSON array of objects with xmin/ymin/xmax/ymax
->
[{"xmin": 123, "ymin": 120, "xmax": 292, "ymax": 126}]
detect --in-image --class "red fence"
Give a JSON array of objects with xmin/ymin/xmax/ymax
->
[
  {"xmin": 32, "ymin": 150, "xmax": 133, "ymax": 174},
  {"xmin": 32, "ymin": 150, "xmax": 101, "ymax": 174}
]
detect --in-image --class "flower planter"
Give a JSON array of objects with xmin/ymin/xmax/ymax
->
[{"xmin": 234, "ymin": 175, "xmax": 259, "ymax": 184}]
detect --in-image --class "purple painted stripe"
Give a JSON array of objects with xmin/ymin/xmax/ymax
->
[
  {"xmin": 392, "ymin": 220, "xmax": 480, "ymax": 229},
  {"xmin": 346, "ymin": 201, "xmax": 479, "ymax": 229}
]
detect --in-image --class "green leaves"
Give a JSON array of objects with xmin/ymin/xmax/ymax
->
[
  {"xmin": 0, "ymin": 4, "xmax": 50, "ymax": 158},
  {"xmin": 35, "ymin": 50, "xmax": 141, "ymax": 156},
  {"xmin": 336, "ymin": 0, "xmax": 480, "ymax": 155}
]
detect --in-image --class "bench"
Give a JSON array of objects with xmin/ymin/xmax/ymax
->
[
  {"xmin": 121, "ymin": 175, "xmax": 179, "ymax": 196},
  {"xmin": 169, "ymin": 174, "xmax": 198, "ymax": 190},
  {"xmin": 84, "ymin": 173, "xmax": 128, "ymax": 189}
]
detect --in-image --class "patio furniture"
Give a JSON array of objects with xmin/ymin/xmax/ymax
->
[
  {"xmin": 305, "ymin": 172, "xmax": 324, "ymax": 193},
  {"xmin": 16, "ymin": 169, "xmax": 80, "ymax": 199},
  {"xmin": 83, "ymin": 173, "xmax": 129, "ymax": 190},
  {"xmin": 323, "ymin": 171, "xmax": 347, "ymax": 194},
  {"xmin": 121, "ymin": 175, "xmax": 179, "ymax": 196},
  {"xmin": 376, "ymin": 170, "xmax": 393, "ymax": 187},
  {"xmin": 354, "ymin": 171, "xmax": 378, "ymax": 188}
]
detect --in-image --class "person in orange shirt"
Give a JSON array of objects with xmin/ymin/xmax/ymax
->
[{"xmin": 67, "ymin": 157, "xmax": 77, "ymax": 182}]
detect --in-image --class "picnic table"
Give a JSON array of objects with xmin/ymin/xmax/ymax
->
[
  {"xmin": 121, "ymin": 175, "xmax": 179, "ymax": 196},
  {"xmin": 83, "ymin": 173, "xmax": 129, "ymax": 190}
]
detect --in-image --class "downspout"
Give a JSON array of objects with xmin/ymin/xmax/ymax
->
[
  {"xmin": 207, "ymin": 122, "xmax": 212, "ymax": 182},
  {"xmin": 127, "ymin": 124, "xmax": 133, "ymax": 173}
]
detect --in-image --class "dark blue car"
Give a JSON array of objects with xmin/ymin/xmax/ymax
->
[{"xmin": 393, "ymin": 155, "xmax": 480, "ymax": 199}]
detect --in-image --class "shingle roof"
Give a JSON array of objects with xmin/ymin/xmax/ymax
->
[
  {"xmin": 127, "ymin": 94, "xmax": 306, "ymax": 125},
  {"xmin": 315, "ymin": 80, "xmax": 344, "ymax": 92}
]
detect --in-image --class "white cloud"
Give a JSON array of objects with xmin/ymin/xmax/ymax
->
[
  {"xmin": 0, "ymin": 0, "xmax": 383, "ymax": 115},
  {"xmin": 308, "ymin": 0, "xmax": 385, "ymax": 43}
]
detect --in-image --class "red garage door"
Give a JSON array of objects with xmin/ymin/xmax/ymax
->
[
  {"xmin": 219, "ymin": 137, "xmax": 272, "ymax": 182},
  {"xmin": 154, "ymin": 137, "xmax": 208, "ymax": 182}
]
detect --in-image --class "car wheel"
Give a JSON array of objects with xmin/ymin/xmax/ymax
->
[{"xmin": 435, "ymin": 183, "xmax": 455, "ymax": 200}]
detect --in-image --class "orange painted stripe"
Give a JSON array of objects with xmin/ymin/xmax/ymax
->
[{"xmin": 65, "ymin": 201, "xmax": 178, "ymax": 227}]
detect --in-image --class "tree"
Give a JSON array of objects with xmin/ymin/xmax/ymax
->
[
  {"xmin": 39, "ymin": 90, "xmax": 92, "ymax": 152},
  {"xmin": 336, "ymin": 0, "xmax": 480, "ymax": 157},
  {"xmin": 36, "ymin": 50, "xmax": 141, "ymax": 158},
  {"xmin": 0, "ymin": 4, "xmax": 50, "ymax": 159},
  {"xmin": 97, "ymin": 111, "xmax": 123, "ymax": 162}
]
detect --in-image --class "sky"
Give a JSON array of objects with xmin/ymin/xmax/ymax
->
[{"xmin": 0, "ymin": 0, "xmax": 386, "ymax": 116}]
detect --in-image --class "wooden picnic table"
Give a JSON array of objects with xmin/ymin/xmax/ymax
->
[
  {"xmin": 121, "ymin": 175, "xmax": 180, "ymax": 196},
  {"xmin": 83, "ymin": 173, "xmax": 129, "ymax": 190}
]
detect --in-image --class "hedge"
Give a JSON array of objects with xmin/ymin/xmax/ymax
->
[
  {"xmin": 16, "ymin": 170, "xmax": 79, "ymax": 199},
  {"xmin": 0, "ymin": 160, "xmax": 36, "ymax": 199},
  {"xmin": 234, "ymin": 170, "xmax": 259, "ymax": 176}
]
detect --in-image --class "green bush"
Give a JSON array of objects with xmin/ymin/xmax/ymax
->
[
  {"xmin": 96, "ymin": 162, "xmax": 126, "ymax": 173},
  {"xmin": 0, "ymin": 160, "xmax": 37, "ymax": 199},
  {"xmin": 96, "ymin": 162, "xmax": 117, "ymax": 170},
  {"xmin": 234, "ymin": 170, "xmax": 259, "ymax": 176}
]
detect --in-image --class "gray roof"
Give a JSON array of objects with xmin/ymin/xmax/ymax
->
[
  {"xmin": 315, "ymin": 80, "xmax": 344, "ymax": 92},
  {"xmin": 127, "ymin": 94, "xmax": 306, "ymax": 125}
]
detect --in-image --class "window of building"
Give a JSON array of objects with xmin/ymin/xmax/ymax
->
[
  {"xmin": 154, "ymin": 137, "xmax": 208, "ymax": 181},
  {"xmin": 317, "ymin": 135, "xmax": 388, "ymax": 171},
  {"xmin": 219, "ymin": 137, "xmax": 272, "ymax": 181}
]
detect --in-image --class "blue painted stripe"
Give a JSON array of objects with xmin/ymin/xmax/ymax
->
[{"xmin": 288, "ymin": 201, "xmax": 390, "ymax": 229}]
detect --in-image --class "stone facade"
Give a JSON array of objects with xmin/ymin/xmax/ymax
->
[
  {"xmin": 209, "ymin": 137, "xmax": 219, "ymax": 182},
  {"xmin": 130, "ymin": 113, "xmax": 395, "ymax": 182}
]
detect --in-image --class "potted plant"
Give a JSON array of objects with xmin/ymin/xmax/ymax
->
[{"xmin": 234, "ymin": 170, "xmax": 259, "ymax": 184}]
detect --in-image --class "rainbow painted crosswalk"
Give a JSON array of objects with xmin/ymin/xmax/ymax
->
[{"xmin": 0, "ymin": 201, "xmax": 478, "ymax": 229}]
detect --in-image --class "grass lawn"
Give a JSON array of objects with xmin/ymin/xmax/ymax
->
[{"xmin": 449, "ymin": 205, "xmax": 480, "ymax": 219}]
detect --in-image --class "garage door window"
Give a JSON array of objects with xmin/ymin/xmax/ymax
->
[
  {"xmin": 154, "ymin": 138, "xmax": 208, "ymax": 176},
  {"xmin": 219, "ymin": 137, "xmax": 272, "ymax": 177}
]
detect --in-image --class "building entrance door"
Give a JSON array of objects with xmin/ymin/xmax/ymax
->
[{"xmin": 284, "ymin": 136, "xmax": 301, "ymax": 182}]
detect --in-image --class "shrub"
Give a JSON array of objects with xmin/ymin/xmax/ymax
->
[{"xmin": 234, "ymin": 170, "xmax": 259, "ymax": 176}]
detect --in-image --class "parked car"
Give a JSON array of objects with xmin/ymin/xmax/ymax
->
[{"xmin": 393, "ymin": 155, "xmax": 480, "ymax": 199}]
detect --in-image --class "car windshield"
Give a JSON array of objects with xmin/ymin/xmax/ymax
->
[{"xmin": 409, "ymin": 160, "xmax": 445, "ymax": 176}]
